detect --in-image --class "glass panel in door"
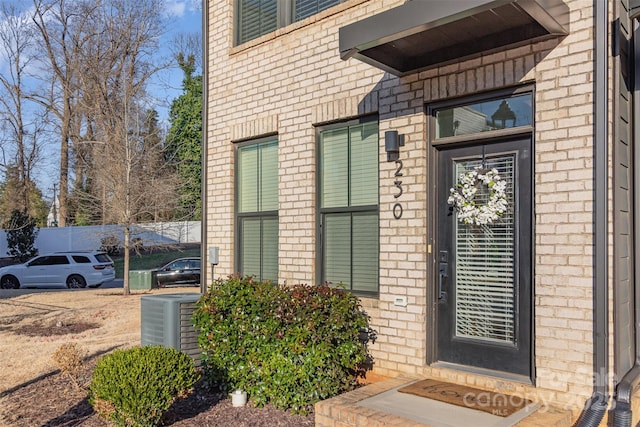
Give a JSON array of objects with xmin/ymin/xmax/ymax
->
[{"xmin": 436, "ymin": 138, "xmax": 532, "ymax": 378}]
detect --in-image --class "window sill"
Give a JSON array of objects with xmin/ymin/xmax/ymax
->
[{"xmin": 358, "ymin": 295, "xmax": 379, "ymax": 309}]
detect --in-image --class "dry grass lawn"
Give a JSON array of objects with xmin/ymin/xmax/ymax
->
[
  {"xmin": 0, "ymin": 287, "xmax": 200, "ymax": 396},
  {"xmin": 0, "ymin": 286, "xmax": 317, "ymax": 427}
]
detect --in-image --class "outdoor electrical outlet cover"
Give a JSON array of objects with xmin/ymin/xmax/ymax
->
[
  {"xmin": 209, "ymin": 246, "xmax": 219, "ymax": 265},
  {"xmin": 394, "ymin": 296, "xmax": 408, "ymax": 307}
]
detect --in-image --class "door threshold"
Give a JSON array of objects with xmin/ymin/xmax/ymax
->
[{"xmin": 432, "ymin": 361, "xmax": 533, "ymax": 385}]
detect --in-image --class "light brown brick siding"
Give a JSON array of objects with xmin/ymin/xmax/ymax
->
[{"xmin": 205, "ymin": 0, "xmax": 608, "ymax": 415}]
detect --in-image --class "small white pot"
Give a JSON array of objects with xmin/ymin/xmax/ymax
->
[{"xmin": 231, "ymin": 389, "xmax": 247, "ymax": 407}]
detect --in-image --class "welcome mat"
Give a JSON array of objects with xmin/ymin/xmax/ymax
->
[{"xmin": 397, "ymin": 379, "xmax": 532, "ymax": 417}]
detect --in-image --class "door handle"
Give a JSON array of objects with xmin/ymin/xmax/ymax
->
[{"xmin": 438, "ymin": 263, "xmax": 448, "ymax": 303}]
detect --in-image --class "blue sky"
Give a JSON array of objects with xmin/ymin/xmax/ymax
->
[
  {"xmin": 153, "ymin": 0, "xmax": 203, "ymax": 123},
  {"xmin": 165, "ymin": 0, "xmax": 201, "ymax": 19}
]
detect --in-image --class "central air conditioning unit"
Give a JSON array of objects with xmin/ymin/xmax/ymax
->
[{"xmin": 141, "ymin": 293, "xmax": 202, "ymax": 365}]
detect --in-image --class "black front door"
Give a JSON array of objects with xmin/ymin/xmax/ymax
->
[{"xmin": 436, "ymin": 137, "xmax": 532, "ymax": 378}]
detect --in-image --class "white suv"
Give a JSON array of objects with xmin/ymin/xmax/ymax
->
[{"xmin": 0, "ymin": 251, "xmax": 116, "ymax": 289}]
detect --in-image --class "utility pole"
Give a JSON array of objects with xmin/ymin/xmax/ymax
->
[{"xmin": 51, "ymin": 183, "xmax": 58, "ymax": 227}]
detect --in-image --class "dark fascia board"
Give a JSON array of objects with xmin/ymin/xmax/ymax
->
[
  {"xmin": 339, "ymin": 0, "xmax": 570, "ymax": 76},
  {"xmin": 631, "ymin": 0, "xmax": 640, "ymax": 20}
]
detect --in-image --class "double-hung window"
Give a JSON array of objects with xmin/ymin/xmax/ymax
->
[
  {"xmin": 236, "ymin": 0, "xmax": 346, "ymax": 45},
  {"xmin": 318, "ymin": 119, "xmax": 379, "ymax": 295},
  {"xmin": 236, "ymin": 138, "xmax": 278, "ymax": 282}
]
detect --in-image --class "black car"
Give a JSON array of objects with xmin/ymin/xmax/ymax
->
[{"xmin": 155, "ymin": 257, "xmax": 200, "ymax": 287}]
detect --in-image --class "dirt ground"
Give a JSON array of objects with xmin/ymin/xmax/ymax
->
[{"xmin": 0, "ymin": 287, "xmax": 315, "ymax": 426}]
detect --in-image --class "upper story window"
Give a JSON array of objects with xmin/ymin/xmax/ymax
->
[{"xmin": 236, "ymin": 0, "xmax": 345, "ymax": 45}]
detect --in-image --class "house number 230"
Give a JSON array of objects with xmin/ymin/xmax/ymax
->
[{"xmin": 393, "ymin": 160, "xmax": 403, "ymax": 219}]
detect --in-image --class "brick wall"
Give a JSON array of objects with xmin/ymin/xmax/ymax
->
[{"xmin": 205, "ymin": 0, "xmax": 604, "ymax": 413}]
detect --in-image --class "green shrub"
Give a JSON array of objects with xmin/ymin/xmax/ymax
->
[
  {"xmin": 89, "ymin": 346, "xmax": 199, "ymax": 427},
  {"xmin": 192, "ymin": 275, "xmax": 376, "ymax": 414},
  {"xmin": 5, "ymin": 209, "xmax": 38, "ymax": 262}
]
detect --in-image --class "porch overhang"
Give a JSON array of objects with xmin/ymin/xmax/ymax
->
[
  {"xmin": 631, "ymin": 0, "xmax": 640, "ymax": 20},
  {"xmin": 338, "ymin": 0, "xmax": 570, "ymax": 76}
]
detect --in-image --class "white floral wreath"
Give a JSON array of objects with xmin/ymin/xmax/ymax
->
[{"xmin": 447, "ymin": 167, "xmax": 508, "ymax": 226}]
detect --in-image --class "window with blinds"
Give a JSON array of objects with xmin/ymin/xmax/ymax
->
[
  {"xmin": 319, "ymin": 121, "xmax": 379, "ymax": 294},
  {"xmin": 237, "ymin": 0, "xmax": 277, "ymax": 45},
  {"xmin": 294, "ymin": 0, "xmax": 342, "ymax": 21},
  {"xmin": 236, "ymin": 0, "xmax": 345, "ymax": 45},
  {"xmin": 453, "ymin": 156, "xmax": 516, "ymax": 344},
  {"xmin": 237, "ymin": 139, "xmax": 278, "ymax": 282}
]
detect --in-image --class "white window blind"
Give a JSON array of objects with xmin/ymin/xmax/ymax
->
[
  {"xmin": 237, "ymin": 139, "xmax": 278, "ymax": 282},
  {"xmin": 454, "ymin": 156, "xmax": 516, "ymax": 344},
  {"xmin": 241, "ymin": 219, "xmax": 261, "ymax": 277},
  {"xmin": 238, "ymin": 145, "xmax": 258, "ymax": 212},
  {"xmin": 260, "ymin": 142, "xmax": 278, "ymax": 211},
  {"xmin": 295, "ymin": 0, "xmax": 341, "ymax": 21},
  {"xmin": 237, "ymin": 0, "xmax": 277, "ymax": 45},
  {"xmin": 240, "ymin": 217, "xmax": 278, "ymax": 282},
  {"xmin": 320, "ymin": 128, "xmax": 349, "ymax": 208},
  {"xmin": 238, "ymin": 141, "xmax": 277, "ymax": 213},
  {"xmin": 351, "ymin": 212, "xmax": 379, "ymax": 293},
  {"xmin": 320, "ymin": 121, "xmax": 379, "ymax": 294},
  {"xmin": 237, "ymin": 0, "xmax": 344, "ymax": 45},
  {"xmin": 261, "ymin": 217, "xmax": 279, "ymax": 281},
  {"xmin": 350, "ymin": 123, "xmax": 378, "ymax": 206},
  {"xmin": 324, "ymin": 214, "xmax": 351, "ymax": 285}
]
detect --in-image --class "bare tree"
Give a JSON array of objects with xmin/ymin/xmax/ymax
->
[
  {"xmin": 29, "ymin": 0, "xmax": 100, "ymax": 227},
  {"xmin": 0, "ymin": 2, "xmax": 47, "ymax": 222},
  {"xmin": 74, "ymin": 0, "xmax": 175, "ymax": 295},
  {"xmin": 171, "ymin": 32, "xmax": 202, "ymax": 71},
  {"xmin": 0, "ymin": 0, "xmax": 183, "ymax": 294}
]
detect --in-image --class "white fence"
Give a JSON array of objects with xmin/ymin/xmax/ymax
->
[{"xmin": 0, "ymin": 221, "xmax": 201, "ymax": 256}]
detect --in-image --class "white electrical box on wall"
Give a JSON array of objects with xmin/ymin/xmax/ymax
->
[
  {"xmin": 394, "ymin": 296, "xmax": 408, "ymax": 307},
  {"xmin": 209, "ymin": 246, "xmax": 219, "ymax": 265}
]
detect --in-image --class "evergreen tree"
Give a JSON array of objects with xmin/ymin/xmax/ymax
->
[
  {"xmin": 5, "ymin": 209, "xmax": 38, "ymax": 262},
  {"xmin": 165, "ymin": 53, "xmax": 202, "ymax": 220},
  {"xmin": 138, "ymin": 109, "xmax": 180, "ymax": 222},
  {"xmin": 0, "ymin": 165, "xmax": 48, "ymax": 227}
]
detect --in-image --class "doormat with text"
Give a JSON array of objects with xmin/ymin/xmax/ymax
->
[{"xmin": 397, "ymin": 379, "xmax": 532, "ymax": 417}]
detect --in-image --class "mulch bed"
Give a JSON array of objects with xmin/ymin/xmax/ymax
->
[
  {"xmin": 0, "ymin": 363, "xmax": 315, "ymax": 427},
  {"xmin": 0, "ymin": 317, "xmax": 314, "ymax": 426},
  {"xmin": 15, "ymin": 320, "xmax": 101, "ymax": 337}
]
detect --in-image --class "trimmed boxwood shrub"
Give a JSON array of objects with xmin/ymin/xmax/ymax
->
[
  {"xmin": 192, "ymin": 275, "xmax": 376, "ymax": 414},
  {"xmin": 89, "ymin": 345, "xmax": 199, "ymax": 427}
]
